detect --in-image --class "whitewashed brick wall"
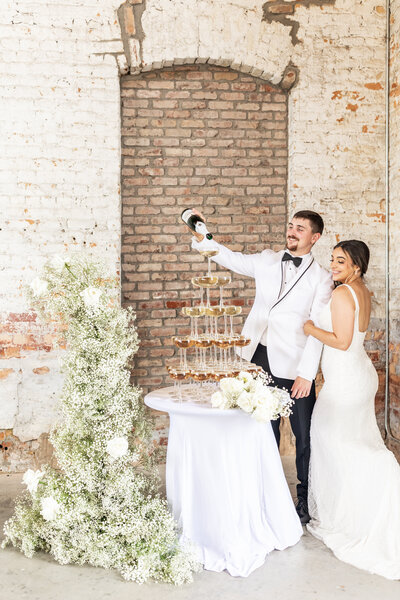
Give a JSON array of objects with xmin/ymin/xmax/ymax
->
[
  {"xmin": 1, "ymin": 0, "xmax": 125, "ymax": 312},
  {"xmin": 290, "ymin": 2, "xmax": 386, "ymax": 310},
  {"xmin": 0, "ymin": 0, "xmax": 124, "ymax": 468},
  {"xmin": 0, "ymin": 0, "xmax": 394, "ymax": 469}
]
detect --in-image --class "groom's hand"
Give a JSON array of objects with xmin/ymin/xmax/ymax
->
[{"xmin": 291, "ymin": 376, "xmax": 312, "ymax": 399}]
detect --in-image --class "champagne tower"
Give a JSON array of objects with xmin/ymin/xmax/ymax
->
[{"xmin": 166, "ymin": 215, "xmax": 262, "ymax": 398}]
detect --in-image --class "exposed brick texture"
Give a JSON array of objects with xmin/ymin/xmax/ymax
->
[
  {"xmin": 121, "ymin": 65, "xmax": 288, "ymax": 394},
  {"xmin": 389, "ymin": 0, "xmax": 400, "ymax": 455}
]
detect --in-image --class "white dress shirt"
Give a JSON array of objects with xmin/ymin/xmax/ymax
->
[{"xmin": 259, "ymin": 250, "xmax": 312, "ymax": 346}]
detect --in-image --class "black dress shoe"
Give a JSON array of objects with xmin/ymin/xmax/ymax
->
[{"xmin": 296, "ymin": 498, "xmax": 310, "ymax": 524}]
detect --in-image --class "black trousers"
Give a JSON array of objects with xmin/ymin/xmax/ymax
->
[{"xmin": 251, "ymin": 343, "xmax": 316, "ymax": 503}]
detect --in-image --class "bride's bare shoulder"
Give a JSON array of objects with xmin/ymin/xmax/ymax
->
[
  {"xmin": 332, "ymin": 285, "xmax": 351, "ymax": 297},
  {"xmin": 331, "ymin": 285, "xmax": 356, "ymax": 307}
]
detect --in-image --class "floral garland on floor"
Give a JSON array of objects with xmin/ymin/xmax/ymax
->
[{"xmin": 2, "ymin": 255, "xmax": 199, "ymax": 584}]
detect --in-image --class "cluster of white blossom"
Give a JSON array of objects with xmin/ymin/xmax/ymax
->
[
  {"xmin": 2, "ymin": 254, "xmax": 200, "ymax": 584},
  {"xmin": 211, "ymin": 371, "xmax": 294, "ymax": 422}
]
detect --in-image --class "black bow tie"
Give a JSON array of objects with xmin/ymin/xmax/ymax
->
[{"xmin": 282, "ymin": 252, "xmax": 303, "ymax": 268}]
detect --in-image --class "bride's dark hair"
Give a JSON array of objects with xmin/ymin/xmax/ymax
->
[{"xmin": 334, "ymin": 240, "xmax": 370, "ymax": 276}]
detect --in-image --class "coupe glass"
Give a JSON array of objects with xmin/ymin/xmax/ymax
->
[
  {"xmin": 169, "ymin": 368, "xmax": 188, "ymax": 402},
  {"xmin": 214, "ymin": 337, "xmax": 231, "ymax": 370},
  {"xmin": 205, "ymin": 305, "xmax": 225, "ymax": 338},
  {"xmin": 199, "ymin": 249, "xmax": 219, "ymax": 277},
  {"xmin": 216, "ymin": 275, "xmax": 231, "ymax": 309},
  {"xmin": 191, "ymin": 370, "xmax": 209, "ymax": 402},
  {"xmin": 194, "ymin": 337, "xmax": 213, "ymax": 370},
  {"xmin": 191, "ymin": 277, "xmax": 205, "ymax": 308},
  {"xmin": 234, "ymin": 337, "xmax": 251, "ymax": 369},
  {"xmin": 224, "ymin": 305, "xmax": 242, "ymax": 337},
  {"xmin": 226, "ymin": 335, "xmax": 239, "ymax": 370},
  {"xmin": 172, "ymin": 336, "xmax": 195, "ymax": 370},
  {"xmin": 183, "ymin": 306, "xmax": 205, "ymax": 339},
  {"xmin": 247, "ymin": 363, "xmax": 262, "ymax": 375},
  {"xmin": 192, "ymin": 275, "xmax": 218, "ymax": 309}
]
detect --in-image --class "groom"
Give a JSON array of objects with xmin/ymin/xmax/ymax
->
[{"xmin": 189, "ymin": 210, "xmax": 333, "ymax": 523}]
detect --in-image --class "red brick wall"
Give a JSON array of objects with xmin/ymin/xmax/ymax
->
[{"xmin": 121, "ymin": 65, "xmax": 288, "ymax": 395}]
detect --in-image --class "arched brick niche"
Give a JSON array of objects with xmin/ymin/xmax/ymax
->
[{"xmin": 121, "ymin": 64, "xmax": 288, "ymax": 394}]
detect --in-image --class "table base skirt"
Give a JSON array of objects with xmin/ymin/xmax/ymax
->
[
  {"xmin": 190, "ymin": 535, "xmax": 300, "ymax": 578},
  {"xmin": 167, "ymin": 412, "xmax": 303, "ymax": 577}
]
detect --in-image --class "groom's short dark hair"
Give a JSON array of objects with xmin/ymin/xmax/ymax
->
[{"xmin": 293, "ymin": 210, "xmax": 324, "ymax": 235}]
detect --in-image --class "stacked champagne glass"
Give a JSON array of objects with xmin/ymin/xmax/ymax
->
[{"xmin": 167, "ymin": 249, "xmax": 263, "ymax": 401}]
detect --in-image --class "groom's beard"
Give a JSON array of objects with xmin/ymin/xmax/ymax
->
[{"xmin": 286, "ymin": 237, "xmax": 299, "ymax": 250}]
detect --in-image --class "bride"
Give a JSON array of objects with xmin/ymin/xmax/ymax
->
[{"xmin": 303, "ymin": 240, "xmax": 400, "ymax": 580}]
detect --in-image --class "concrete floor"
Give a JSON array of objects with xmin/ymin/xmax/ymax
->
[{"xmin": 1, "ymin": 459, "xmax": 399, "ymax": 600}]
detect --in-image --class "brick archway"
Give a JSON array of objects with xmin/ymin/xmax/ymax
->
[{"xmin": 120, "ymin": 63, "xmax": 288, "ymax": 395}]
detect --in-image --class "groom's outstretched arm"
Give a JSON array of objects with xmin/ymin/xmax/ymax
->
[
  {"xmin": 191, "ymin": 234, "xmax": 273, "ymax": 280},
  {"xmin": 187, "ymin": 207, "xmax": 275, "ymax": 279},
  {"xmin": 296, "ymin": 270, "xmax": 334, "ymax": 383}
]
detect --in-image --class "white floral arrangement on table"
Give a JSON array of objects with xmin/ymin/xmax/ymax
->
[
  {"xmin": 2, "ymin": 254, "xmax": 200, "ymax": 585},
  {"xmin": 211, "ymin": 371, "xmax": 294, "ymax": 422}
]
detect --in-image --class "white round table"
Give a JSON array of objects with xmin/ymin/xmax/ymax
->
[{"xmin": 144, "ymin": 385, "xmax": 302, "ymax": 577}]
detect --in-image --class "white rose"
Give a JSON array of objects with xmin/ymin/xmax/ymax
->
[
  {"xmin": 30, "ymin": 277, "xmax": 48, "ymax": 297},
  {"xmin": 239, "ymin": 371, "xmax": 256, "ymax": 393},
  {"xmin": 253, "ymin": 387, "xmax": 281, "ymax": 420},
  {"xmin": 220, "ymin": 377, "xmax": 244, "ymax": 399},
  {"xmin": 238, "ymin": 371, "xmax": 253, "ymax": 385},
  {"xmin": 254, "ymin": 385, "xmax": 273, "ymax": 404},
  {"xmin": 80, "ymin": 286, "xmax": 102, "ymax": 308},
  {"xmin": 252, "ymin": 390, "xmax": 277, "ymax": 422},
  {"xmin": 252, "ymin": 403, "xmax": 274, "ymax": 423},
  {"xmin": 106, "ymin": 436, "xmax": 129, "ymax": 459},
  {"xmin": 211, "ymin": 391, "xmax": 230, "ymax": 410},
  {"xmin": 254, "ymin": 378, "xmax": 268, "ymax": 396},
  {"xmin": 22, "ymin": 469, "xmax": 44, "ymax": 494},
  {"xmin": 236, "ymin": 390, "xmax": 255, "ymax": 413},
  {"xmin": 40, "ymin": 496, "xmax": 60, "ymax": 521},
  {"xmin": 49, "ymin": 254, "xmax": 66, "ymax": 272}
]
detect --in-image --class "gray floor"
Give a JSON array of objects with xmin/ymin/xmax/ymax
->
[{"xmin": 1, "ymin": 459, "xmax": 399, "ymax": 600}]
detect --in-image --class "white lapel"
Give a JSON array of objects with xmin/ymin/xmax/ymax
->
[
  {"xmin": 275, "ymin": 250, "xmax": 285, "ymax": 302},
  {"xmin": 271, "ymin": 255, "xmax": 315, "ymax": 310},
  {"xmin": 258, "ymin": 250, "xmax": 284, "ymax": 308}
]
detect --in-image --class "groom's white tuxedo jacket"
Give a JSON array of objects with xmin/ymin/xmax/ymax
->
[{"xmin": 193, "ymin": 238, "xmax": 333, "ymax": 382}]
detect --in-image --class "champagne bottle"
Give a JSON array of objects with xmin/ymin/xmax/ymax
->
[{"xmin": 181, "ymin": 209, "xmax": 213, "ymax": 240}]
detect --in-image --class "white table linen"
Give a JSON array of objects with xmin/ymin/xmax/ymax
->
[{"xmin": 144, "ymin": 386, "xmax": 303, "ymax": 577}]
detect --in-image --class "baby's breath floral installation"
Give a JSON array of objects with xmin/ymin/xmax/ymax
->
[{"xmin": 2, "ymin": 255, "xmax": 200, "ymax": 584}]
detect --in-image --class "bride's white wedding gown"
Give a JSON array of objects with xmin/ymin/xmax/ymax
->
[{"xmin": 308, "ymin": 284, "xmax": 400, "ymax": 579}]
